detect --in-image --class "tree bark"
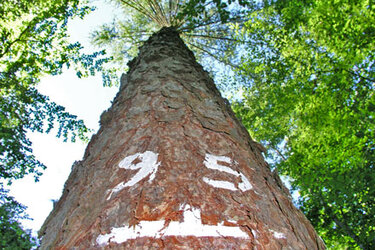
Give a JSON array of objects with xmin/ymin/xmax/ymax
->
[{"xmin": 39, "ymin": 27, "xmax": 325, "ymax": 249}]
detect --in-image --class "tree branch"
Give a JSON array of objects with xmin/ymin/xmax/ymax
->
[
  {"xmin": 345, "ymin": 69, "xmax": 374, "ymax": 82},
  {"xmin": 273, "ymin": 146, "xmax": 287, "ymax": 161},
  {"xmin": 186, "ymin": 40, "xmax": 239, "ymax": 69},
  {"xmin": 0, "ymin": 20, "xmax": 35, "ymax": 59},
  {"xmin": 185, "ymin": 33, "xmax": 243, "ymax": 42}
]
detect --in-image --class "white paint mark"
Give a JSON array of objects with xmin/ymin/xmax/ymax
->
[
  {"xmin": 96, "ymin": 204, "xmax": 249, "ymax": 246},
  {"xmin": 202, "ymin": 177, "xmax": 237, "ymax": 191},
  {"xmin": 203, "ymin": 154, "xmax": 252, "ymax": 192},
  {"xmin": 204, "ymin": 154, "xmax": 238, "ymax": 176},
  {"xmin": 107, "ymin": 151, "xmax": 160, "ymax": 200},
  {"xmin": 238, "ymin": 172, "xmax": 253, "ymax": 191},
  {"xmin": 270, "ymin": 230, "xmax": 286, "ymax": 239},
  {"xmin": 96, "ymin": 220, "xmax": 165, "ymax": 246},
  {"xmin": 251, "ymin": 229, "xmax": 258, "ymax": 239}
]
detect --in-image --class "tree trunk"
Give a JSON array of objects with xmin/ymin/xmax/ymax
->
[{"xmin": 39, "ymin": 27, "xmax": 325, "ymax": 249}]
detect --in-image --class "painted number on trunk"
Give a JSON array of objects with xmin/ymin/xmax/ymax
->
[
  {"xmin": 107, "ymin": 152, "xmax": 252, "ymax": 200},
  {"xmin": 202, "ymin": 154, "xmax": 252, "ymax": 192},
  {"xmin": 101, "ymin": 152, "xmax": 254, "ymax": 245},
  {"xmin": 107, "ymin": 151, "xmax": 160, "ymax": 200}
]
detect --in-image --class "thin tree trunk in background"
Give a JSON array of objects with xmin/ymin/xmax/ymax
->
[{"xmin": 39, "ymin": 27, "xmax": 325, "ymax": 249}]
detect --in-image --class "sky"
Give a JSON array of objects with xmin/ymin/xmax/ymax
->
[{"xmin": 9, "ymin": 0, "xmax": 120, "ymax": 235}]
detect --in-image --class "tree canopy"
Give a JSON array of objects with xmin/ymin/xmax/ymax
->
[
  {"xmin": 0, "ymin": 0, "xmax": 116, "ymax": 182},
  {"xmin": 231, "ymin": 0, "xmax": 374, "ymax": 248},
  {"xmin": 90, "ymin": 0, "xmax": 251, "ymax": 73},
  {"xmin": 0, "ymin": 0, "xmax": 115, "ymax": 246},
  {"xmin": 0, "ymin": 185, "xmax": 36, "ymax": 249}
]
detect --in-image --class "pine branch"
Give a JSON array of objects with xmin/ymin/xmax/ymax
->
[
  {"xmin": 186, "ymin": 40, "xmax": 239, "ymax": 69},
  {"xmin": 118, "ymin": 0, "xmax": 159, "ymax": 25},
  {"xmin": 185, "ymin": 33, "xmax": 243, "ymax": 42}
]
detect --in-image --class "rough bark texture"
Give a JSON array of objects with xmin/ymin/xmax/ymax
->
[{"xmin": 39, "ymin": 27, "xmax": 325, "ymax": 249}]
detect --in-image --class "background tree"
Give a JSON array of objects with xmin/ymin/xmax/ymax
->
[
  {"xmin": 1, "ymin": 0, "xmax": 115, "ymax": 246},
  {"xmin": 0, "ymin": 0, "xmax": 114, "ymax": 182},
  {"xmin": 230, "ymin": 0, "xmax": 374, "ymax": 248},
  {"xmin": 0, "ymin": 185, "xmax": 36, "ymax": 249}
]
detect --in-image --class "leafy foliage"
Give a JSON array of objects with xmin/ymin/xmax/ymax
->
[
  {"xmin": 0, "ymin": 0, "xmax": 115, "ymax": 182},
  {"xmin": 0, "ymin": 0, "xmax": 116, "ymax": 246},
  {"xmin": 0, "ymin": 185, "xmax": 37, "ymax": 249},
  {"xmin": 231, "ymin": 0, "xmax": 374, "ymax": 248}
]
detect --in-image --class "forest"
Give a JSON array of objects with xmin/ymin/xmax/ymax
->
[{"xmin": 0, "ymin": 0, "xmax": 374, "ymax": 249}]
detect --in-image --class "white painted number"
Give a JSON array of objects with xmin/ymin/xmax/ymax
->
[
  {"xmin": 202, "ymin": 154, "xmax": 252, "ymax": 192},
  {"xmin": 106, "ymin": 152, "xmax": 252, "ymax": 200},
  {"xmin": 107, "ymin": 151, "xmax": 160, "ymax": 200},
  {"xmin": 101, "ymin": 152, "xmax": 254, "ymax": 245}
]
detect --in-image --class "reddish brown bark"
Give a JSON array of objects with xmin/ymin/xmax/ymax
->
[{"xmin": 39, "ymin": 27, "xmax": 325, "ymax": 249}]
